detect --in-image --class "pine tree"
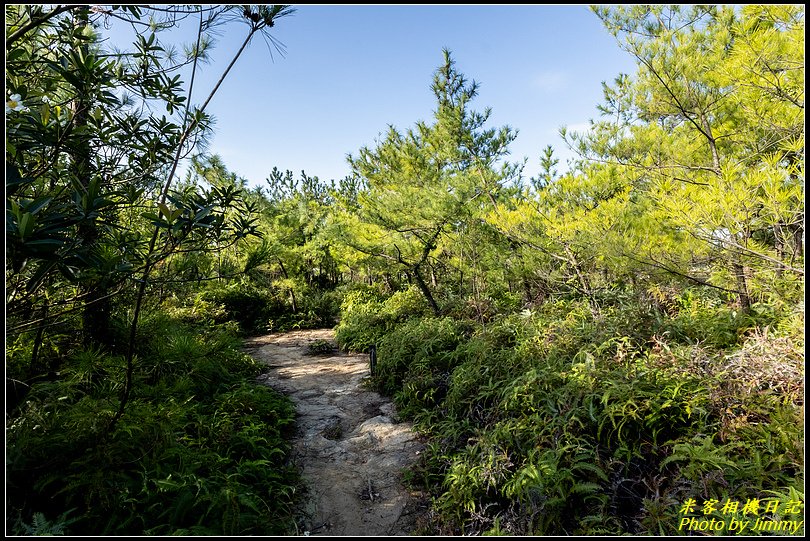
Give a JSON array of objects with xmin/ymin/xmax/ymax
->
[{"xmin": 336, "ymin": 49, "xmax": 519, "ymax": 313}]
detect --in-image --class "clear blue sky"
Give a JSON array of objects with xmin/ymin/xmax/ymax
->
[{"xmin": 106, "ymin": 5, "xmax": 638, "ymax": 188}]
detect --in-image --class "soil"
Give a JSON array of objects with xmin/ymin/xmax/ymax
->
[{"xmin": 245, "ymin": 329, "xmax": 429, "ymax": 536}]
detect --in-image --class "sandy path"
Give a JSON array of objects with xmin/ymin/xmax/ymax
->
[{"xmin": 244, "ymin": 329, "xmax": 427, "ymax": 536}]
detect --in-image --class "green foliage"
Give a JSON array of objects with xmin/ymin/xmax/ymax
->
[
  {"xmin": 259, "ymin": 166, "xmax": 344, "ymax": 324},
  {"xmin": 198, "ymin": 283, "xmax": 286, "ymax": 335},
  {"xmin": 335, "ymin": 49, "xmax": 521, "ymax": 313},
  {"xmin": 374, "ymin": 317, "xmax": 472, "ymax": 415},
  {"xmin": 372, "ymin": 298, "xmax": 804, "ymax": 535},
  {"xmin": 659, "ymin": 289, "xmax": 750, "ymax": 349},
  {"xmin": 6, "ymin": 3, "xmax": 804, "ymax": 537},
  {"xmin": 17, "ymin": 509, "xmax": 79, "ymax": 536},
  {"xmin": 5, "ymin": 6, "xmax": 260, "ymax": 345},
  {"xmin": 6, "ymin": 316, "xmax": 299, "ymax": 536},
  {"xmin": 334, "ymin": 287, "xmax": 386, "ymax": 350},
  {"xmin": 307, "ymin": 339, "xmax": 334, "ymax": 355},
  {"xmin": 335, "ymin": 285, "xmax": 430, "ymax": 352},
  {"xmin": 270, "ymin": 288, "xmax": 343, "ymax": 332},
  {"xmin": 301, "ymin": 288, "xmax": 344, "ymax": 322}
]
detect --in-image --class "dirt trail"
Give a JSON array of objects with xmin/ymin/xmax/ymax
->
[{"xmin": 245, "ymin": 329, "xmax": 427, "ymax": 536}]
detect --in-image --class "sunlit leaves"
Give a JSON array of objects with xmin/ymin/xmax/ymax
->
[
  {"xmin": 565, "ymin": 5, "xmax": 806, "ymax": 305},
  {"xmin": 337, "ymin": 50, "xmax": 520, "ymax": 306}
]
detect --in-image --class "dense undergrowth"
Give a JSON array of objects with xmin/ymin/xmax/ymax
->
[
  {"xmin": 165, "ymin": 280, "xmax": 342, "ymax": 336},
  {"xmin": 6, "ymin": 307, "xmax": 301, "ymax": 535},
  {"xmin": 336, "ymin": 285, "xmax": 805, "ymax": 535}
]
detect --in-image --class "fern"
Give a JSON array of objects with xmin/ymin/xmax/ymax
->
[
  {"xmin": 19, "ymin": 509, "xmax": 79, "ymax": 536},
  {"xmin": 660, "ymin": 435, "xmax": 739, "ymax": 479}
]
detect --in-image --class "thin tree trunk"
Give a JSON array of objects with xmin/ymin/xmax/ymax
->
[
  {"xmin": 70, "ymin": 7, "xmax": 111, "ymax": 348},
  {"xmin": 277, "ymin": 257, "xmax": 297, "ymax": 313},
  {"xmin": 113, "ymin": 10, "xmax": 245, "ymax": 432},
  {"xmin": 522, "ymin": 278, "xmax": 532, "ymax": 306},
  {"xmin": 31, "ymin": 297, "xmax": 49, "ymax": 374},
  {"xmin": 773, "ymin": 222, "xmax": 785, "ymax": 278},
  {"xmin": 732, "ymin": 231, "xmax": 753, "ymax": 314},
  {"xmin": 413, "ymin": 264, "xmax": 440, "ymax": 315},
  {"xmin": 792, "ymin": 218, "xmax": 804, "ymax": 260},
  {"xmin": 700, "ymin": 114, "xmax": 721, "ymax": 174},
  {"xmin": 732, "ymin": 259, "xmax": 751, "ymax": 313}
]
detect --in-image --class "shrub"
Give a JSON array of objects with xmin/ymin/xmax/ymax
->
[
  {"xmin": 307, "ymin": 339, "xmax": 334, "ymax": 355},
  {"xmin": 374, "ymin": 317, "xmax": 472, "ymax": 416},
  {"xmin": 389, "ymin": 299, "xmax": 804, "ymax": 535},
  {"xmin": 335, "ymin": 285, "xmax": 430, "ymax": 352},
  {"xmin": 199, "ymin": 282, "xmax": 287, "ymax": 335},
  {"xmin": 6, "ymin": 315, "xmax": 299, "ymax": 536},
  {"xmin": 661, "ymin": 289, "xmax": 751, "ymax": 349},
  {"xmin": 334, "ymin": 291, "xmax": 386, "ymax": 351}
]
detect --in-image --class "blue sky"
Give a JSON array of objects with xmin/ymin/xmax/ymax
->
[{"xmin": 107, "ymin": 5, "xmax": 639, "ymax": 188}]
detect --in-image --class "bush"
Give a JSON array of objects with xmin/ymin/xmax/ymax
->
[
  {"xmin": 335, "ymin": 285, "xmax": 430, "ymax": 352},
  {"xmin": 165, "ymin": 278, "xmax": 344, "ymax": 335},
  {"xmin": 388, "ymin": 300, "xmax": 804, "ymax": 535},
  {"xmin": 304, "ymin": 288, "xmax": 343, "ymax": 324},
  {"xmin": 374, "ymin": 317, "xmax": 472, "ymax": 415},
  {"xmin": 661, "ymin": 289, "xmax": 751, "ymax": 349},
  {"xmin": 198, "ymin": 282, "xmax": 287, "ymax": 335},
  {"xmin": 6, "ymin": 315, "xmax": 300, "ymax": 536}
]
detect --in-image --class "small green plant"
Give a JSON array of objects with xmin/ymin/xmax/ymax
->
[
  {"xmin": 17, "ymin": 509, "xmax": 79, "ymax": 535},
  {"xmin": 321, "ymin": 418, "xmax": 344, "ymax": 440},
  {"xmin": 307, "ymin": 339, "xmax": 334, "ymax": 355}
]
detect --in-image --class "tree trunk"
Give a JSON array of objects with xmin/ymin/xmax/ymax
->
[
  {"xmin": 31, "ymin": 297, "xmax": 49, "ymax": 374},
  {"xmin": 791, "ymin": 217, "xmax": 804, "ymax": 260},
  {"xmin": 564, "ymin": 244, "xmax": 598, "ymax": 312},
  {"xmin": 701, "ymin": 115, "xmax": 721, "ymax": 174},
  {"xmin": 522, "ymin": 277, "xmax": 533, "ymax": 305},
  {"xmin": 412, "ymin": 265, "xmax": 440, "ymax": 315},
  {"xmin": 71, "ymin": 7, "xmax": 111, "ymax": 348},
  {"xmin": 732, "ymin": 259, "xmax": 751, "ymax": 314}
]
